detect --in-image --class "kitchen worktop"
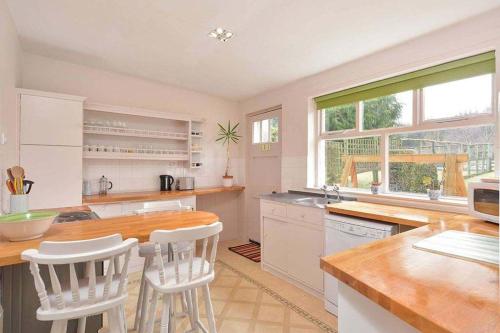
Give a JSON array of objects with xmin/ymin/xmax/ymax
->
[
  {"xmin": 83, "ymin": 185, "xmax": 245, "ymax": 205},
  {"xmin": 321, "ymin": 201, "xmax": 499, "ymax": 333},
  {"xmin": 0, "ymin": 210, "xmax": 219, "ymax": 267}
]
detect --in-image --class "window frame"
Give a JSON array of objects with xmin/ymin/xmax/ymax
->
[
  {"xmin": 316, "ymin": 74, "xmax": 497, "ymax": 199},
  {"xmin": 252, "ymin": 116, "xmax": 280, "ymax": 145}
]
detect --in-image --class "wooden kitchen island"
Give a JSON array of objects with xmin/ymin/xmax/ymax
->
[
  {"xmin": 0, "ymin": 210, "xmax": 220, "ymax": 333},
  {"xmin": 321, "ymin": 201, "xmax": 499, "ymax": 333}
]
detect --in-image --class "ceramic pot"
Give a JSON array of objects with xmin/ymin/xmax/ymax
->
[
  {"xmin": 427, "ymin": 189, "xmax": 441, "ymax": 200},
  {"xmin": 370, "ymin": 185, "xmax": 381, "ymax": 194},
  {"xmin": 222, "ymin": 176, "xmax": 234, "ymax": 187},
  {"xmin": 10, "ymin": 194, "xmax": 29, "ymax": 214}
]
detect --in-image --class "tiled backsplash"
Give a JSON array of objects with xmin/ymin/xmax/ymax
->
[{"xmin": 83, "ymin": 157, "xmax": 243, "ymax": 194}]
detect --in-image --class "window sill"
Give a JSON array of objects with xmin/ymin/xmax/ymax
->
[{"xmin": 302, "ymin": 187, "xmax": 468, "ymax": 214}]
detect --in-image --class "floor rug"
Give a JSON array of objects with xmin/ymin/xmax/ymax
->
[{"xmin": 228, "ymin": 242, "xmax": 261, "ymax": 262}]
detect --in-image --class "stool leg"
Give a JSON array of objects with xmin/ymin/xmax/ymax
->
[
  {"xmin": 107, "ymin": 307, "xmax": 120, "ymax": 333},
  {"xmin": 138, "ymin": 282, "xmax": 151, "ymax": 333},
  {"xmin": 186, "ymin": 290, "xmax": 197, "ymax": 331},
  {"xmin": 160, "ymin": 294, "xmax": 171, "ymax": 333},
  {"xmin": 191, "ymin": 288, "xmax": 200, "ymax": 331},
  {"xmin": 134, "ymin": 257, "xmax": 151, "ymax": 330},
  {"xmin": 77, "ymin": 317, "xmax": 86, "ymax": 333},
  {"xmin": 202, "ymin": 285, "xmax": 216, "ymax": 333},
  {"xmin": 50, "ymin": 320, "xmax": 68, "ymax": 333},
  {"xmin": 146, "ymin": 290, "xmax": 159, "ymax": 333},
  {"xmin": 119, "ymin": 304, "xmax": 127, "ymax": 333}
]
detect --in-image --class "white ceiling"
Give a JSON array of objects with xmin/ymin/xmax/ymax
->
[{"xmin": 6, "ymin": 0, "xmax": 500, "ymax": 100}]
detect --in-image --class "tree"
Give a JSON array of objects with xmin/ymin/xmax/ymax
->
[{"xmin": 363, "ymin": 95, "xmax": 403, "ymax": 130}]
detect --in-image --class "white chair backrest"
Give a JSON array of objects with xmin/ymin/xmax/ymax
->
[
  {"xmin": 150, "ymin": 222, "xmax": 222, "ymax": 285},
  {"xmin": 134, "ymin": 200, "xmax": 183, "ymax": 214},
  {"xmin": 144, "ymin": 200, "xmax": 182, "ymax": 210},
  {"xmin": 21, "ymin": 234, "xmax": 138, "ymax": 312}
]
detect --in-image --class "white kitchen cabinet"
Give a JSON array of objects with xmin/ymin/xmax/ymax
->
[
  {"xmin": 262, "ymin": 217, "xmax": 289, "ymax": 273},
  {"xmin": 20, "ymin": 92, "xmax": 85, "ymax": 146},
  {"xmin": 288, "ymin": 223, "xmax": 324, "ymax": 291},
  {"xmin": 260, "ymin": 199, "xmax": 325, "ymax": 296},
  {"xmin": 20, "ymin": 145, "xmax": 83, "ymax": 209}
]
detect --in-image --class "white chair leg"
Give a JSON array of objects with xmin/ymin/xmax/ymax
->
[
  {"xmin": 191, "ymin": 288, "xmax": 200, "ymax": 330},
  {"xmin": 135, "ymin": 257, "xmax": 151, "ymax": 330},
  {"xmin": 160, "ymin": 294, "xmax": 171, "ymax": 333},
  {"xmin": 138, "ymin": 282, "xmax": 151, "ymax": 333},
  {"xmin": 119, "ymin": 305, "xmax": 128, "ymax": 333},
  {"xmin": 146, "ymin": 290, "xmax": 159, "ymax": 333},
  {"xmin": 186, "ymin": 290, "xmax": 197, "ymax": 331},
  {"xmin": 202, "ymin": 285, "xmax": 217, "ymax": 333},
  {"xmin": 168, "ymin": 294, "xmax": 176, "ymax": 333},
  {"xmin": 107, "ymin": 307, "xmax": 120, "ymax": 333},
  {"xmin": 77, "ymin": 317, "xmax": 86, "ymax": 333},
  {"xmin": 50, "ymin": 320, "xmax": 68, "ymax": 333}
]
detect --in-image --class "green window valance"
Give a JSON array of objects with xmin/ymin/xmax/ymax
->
[{"xmin": 315, "ymin": 51, "xmax": 495, "ymax": 109}]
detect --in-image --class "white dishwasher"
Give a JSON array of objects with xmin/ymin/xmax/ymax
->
[{"xmin": 324, "ymin": 213, "xmax": 397, "ymax": 315}]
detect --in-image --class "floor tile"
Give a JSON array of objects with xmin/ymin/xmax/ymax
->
[
  {"xmin": 219, "ymin": 319, "xmax": 251, "ymax": 333},
  {"xmin": 257, "ymin": 304, "xmax": 286, "ymax": 323},
  {"xmin": 225, "ymin": 302, "xmax": 256, "ymax": 320}
]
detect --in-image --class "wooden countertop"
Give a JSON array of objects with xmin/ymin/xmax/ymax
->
[
  {"xmin": 321, "ymin": 201, "xmax": 499, "ymax": 333},
  {"xmin": 0, "ymin": 210, "xmax": 219, "ymax": 267},
  {"xmin": 83, "ymin": 186, "xmax": 245, "ymax": 205},
  {"xmin": 326, "ymin": 200, "xmax": 460, "ymax": 227}
]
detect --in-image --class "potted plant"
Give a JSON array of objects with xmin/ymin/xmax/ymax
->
[
  {"xmin": 422, "ymin": 176, "xmax": 442, "ymax": 200},
  {"xmin": 216, "ymin": 121, "xmax": 241, "ymax": 187},
  {"xmin": 370, "ymin": 181, "xmax": 382, "ymax": 194}
]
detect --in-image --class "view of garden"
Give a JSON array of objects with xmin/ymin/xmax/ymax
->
[{"xmin": 324, "ymin": 95, "xmax": 495, "ymax": 197}]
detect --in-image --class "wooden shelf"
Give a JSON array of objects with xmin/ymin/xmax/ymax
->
[
  {"xmin": 83, "ymin": 151, "xmax": 189, "ymax": 161},
  {"xmin": 84, "ymin": 126, "xmax": 188, "ymax": 140}
]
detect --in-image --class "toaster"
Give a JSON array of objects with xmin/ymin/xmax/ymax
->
[{"xmin": 176, "ymin": 177, "xmax": 195, "ymax": 190}]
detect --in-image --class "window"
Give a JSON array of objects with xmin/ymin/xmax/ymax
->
[
  {"xmin": 314, "ymin": 51, "xmax": 496, "ymax": 198},
  {"xmin": 324, "ymin": 137, "xmax": 381, "ymax": 189},
  {"xmin": 423, "ymin": 74, "xmax": 493, "ymax": 121},
  {"xmin": 389, "ymin": 125, "xmax": 495, "ymax": 197},
  {"xmin": 252, "ymin": 117, "xmax": 279, "ymax": 144},
  {"xmin": 322, "ymin": 103, "xmax": 356, "ymax": 132},
  {"xmin": 362, "ymin": 91, "xmax": 413, "ymax": 130}
]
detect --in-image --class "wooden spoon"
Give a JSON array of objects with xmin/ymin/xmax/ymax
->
[
  {"xmin": 6, "ymin": 168, "xmax": 14, "ymax": 181},
  {"xmin": 10, "ymin": 166, "xmax": 25, "ymax": 179},
  {"xmin": 5, "ymin": 180, "xmax": 15, "ymax": 194}
]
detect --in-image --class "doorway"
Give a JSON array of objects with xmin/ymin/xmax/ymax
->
[{"xmin": 246, "ymin": 107, "xmax": 282, "ymax": 243}]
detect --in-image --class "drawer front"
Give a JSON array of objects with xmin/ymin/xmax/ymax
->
[
  {"xmin": 286, "ymin": 204, "xmax": 323, "ymax": 225},
  {"xmin": 261, "ymin": 201, "xmax": 287, "ymax": 218}
]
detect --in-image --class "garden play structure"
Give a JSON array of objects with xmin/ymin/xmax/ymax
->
[{"xmin": 330, "ymin": 138, "xmax": 494, "ymax": 196}]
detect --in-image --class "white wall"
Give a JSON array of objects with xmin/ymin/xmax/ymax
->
[
  {"xmin": 22, "ymin": 53, "xmax": 244, "ymax": 192},
  {"xmin": 0, "ymin": 0, "xmax": 22, "ymax": 213},
  {"xmin": 240, "ymin": 8, "xmax": 500, "ymax": 192}
]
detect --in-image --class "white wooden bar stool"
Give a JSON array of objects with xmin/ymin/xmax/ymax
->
[
  {"xmin": 134, "ymin": 200, "xmax": 191, "ymax": 331},
  {"xmin": 139, "ymin": 222, "xmax": 223, "ymax": 333},
  {"xmin": 21, "ymin": 234, "xmax": 138, "ymax": 333}
]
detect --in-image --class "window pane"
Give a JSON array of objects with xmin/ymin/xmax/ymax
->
[
  {"xmin": 362, "ymin": 91, "xmax": 412, "ymax": 130},
  {"xmin": 253, "ymin": 121, "xmax": 261, "ymax": 144},
  {"xmin": 261, "ymin": 119, "xmax": 270, "ymax": 143},
  {"xmin": 423, "ymin": 74, "xmax": 492, "ymax": 120},
  {"xmin": 389, "ymin": 125, "xmax": 495, "ymax": 197},
  {"xmin": 270, "ymin": 117, "xmax": 279, "ymax": 143},
  {"xmin": 323, "ymin": 103, "xmax": 356, "ymax": 132},
  {"xmin": 325, "ymin": 136, "xmax": 380, "ymax": 189}
]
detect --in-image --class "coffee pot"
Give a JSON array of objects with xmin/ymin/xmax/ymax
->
[{"xmin": 98, "ymin": 175, "xmax": 113, "ymax": 195}]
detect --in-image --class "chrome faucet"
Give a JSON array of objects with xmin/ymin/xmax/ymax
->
[{"xmin": 321, "ymin": 184, "xmax": 341, "ymax": 202}]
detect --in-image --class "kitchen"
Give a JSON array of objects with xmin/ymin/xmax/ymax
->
[{"xmin": 0, "ymin": 1, "xmax": 500, "ymax": 333}]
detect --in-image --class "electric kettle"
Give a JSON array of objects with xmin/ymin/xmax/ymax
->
[{"xmin": 160, "ymin": 175, "xmax": 174, "ymax": 191}]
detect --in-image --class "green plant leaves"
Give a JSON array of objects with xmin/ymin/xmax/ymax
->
[{"xmin": 216, "ymin": 120, "xmax": 241, "ymax": 146}]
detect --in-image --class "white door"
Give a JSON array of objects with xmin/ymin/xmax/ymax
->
[
  {"xmin": 20, "ymin": 94, "xmax": 83, "ymax": 146},
  {"xmin": 20, "ymin": 145, "xmax": 82, "ymax": 209},
  {"xmin": 288, "ymin": 224, "xmax": 324, "ymax": 291},
  {"xmin": 246, "ymin": 108, "xmax": 282, "ymax": 242},
  {"xmin": 262, "ymin": 217, "xmax": 288, "ymax": 272}
]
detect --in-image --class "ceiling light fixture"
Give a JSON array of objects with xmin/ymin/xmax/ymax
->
[{"xmin": 208, "ymin": 27, "xmax": 233, "ymax": 42}]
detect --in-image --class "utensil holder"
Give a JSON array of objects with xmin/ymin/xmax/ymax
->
[{"xmin": 10, "ymin": 194, "xmax": 29, "ymax": 214}]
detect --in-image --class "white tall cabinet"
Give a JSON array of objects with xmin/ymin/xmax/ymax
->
[{"xmin": 18, "ymin": 89, "xmax": 86, "ymax": 209}]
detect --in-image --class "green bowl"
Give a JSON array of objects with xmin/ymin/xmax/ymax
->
[{"xmin": 0, "ymin": 211, "xmax": 59, "ymax": 241}]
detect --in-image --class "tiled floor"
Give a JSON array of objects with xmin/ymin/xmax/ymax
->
[{"xmin": 106, "ymin": 240, "xmax": 338, "ymax": 332}]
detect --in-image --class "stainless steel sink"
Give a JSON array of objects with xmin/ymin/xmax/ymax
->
[{"xmin": 293, "ymin": 197, "xmax": 339, "ymax": 208}]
